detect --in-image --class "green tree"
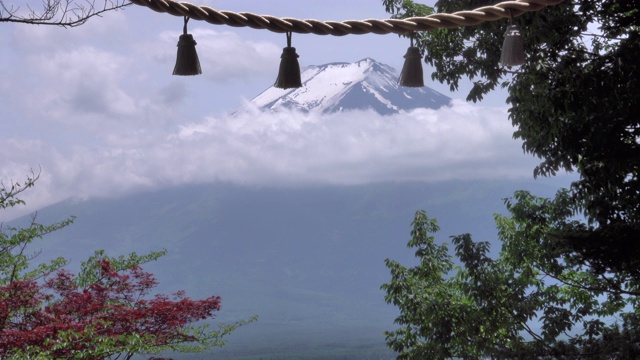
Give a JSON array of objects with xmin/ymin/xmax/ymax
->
[
  {"xmin": 383, "ymin": 204, "xmax": 640, "ymax": 359},
  {"xmin": 382, "ymin": 0, "xmax": 640, "ymax": 270},
  {"xmin": 381, "ymin": 1, "xmax": 640, "ymax": 357}
]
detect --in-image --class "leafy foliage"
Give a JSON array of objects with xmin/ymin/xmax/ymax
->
[
  {"xmin": 0, "ymin": 175, "xmax": 255, "ymax": 359},
  {"xmin": 381, "ymin": 1, "xmax": 640, "ymax": 357},
  {"xmin": 0, "ymin": 258, "xmax": 239, "ymax": 359},
  {"xmin": 382, "ymin": 0, "xmax": 640, "ymax": 269},
  {"xmin": 383, "ymin": 205, "xmax": 640, "ymax": 359}
]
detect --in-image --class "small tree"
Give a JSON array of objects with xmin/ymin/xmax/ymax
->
[
  {"xmin": 0, "ymin": 174, "xmax": 254, "ymax": 359},
  {"xmin": 382, "ymin": 198, "xmax": 640, "ymax": 359}
]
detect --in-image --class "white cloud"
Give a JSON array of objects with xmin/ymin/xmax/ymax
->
[
  {"xmin": 26, "ymin": 47, "xmax": 136, "ymax": 120},
  {"xmin": 0, "ymin": 100, "xmax": 540, "ymax": 220}
]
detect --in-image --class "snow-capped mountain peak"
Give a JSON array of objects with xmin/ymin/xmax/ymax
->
[{"xmin": 249, "ymin": 58, "xmax": 450, "ymax": 115}]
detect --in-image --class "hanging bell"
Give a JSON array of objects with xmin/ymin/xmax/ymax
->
[
  {"xmin": 173, "ymin": 17, "xmax": 202, "ymax": 76},
  {"xmin": 500, "ymin": 25, "xmax": 525, "ymax": 67},
  {"xmin": 274, "ymin": 32, "xmax": 302, "ymax": 89},
  {"xmin": 398, "ymin": 46, "xmax": 424, "ymax": 87}
]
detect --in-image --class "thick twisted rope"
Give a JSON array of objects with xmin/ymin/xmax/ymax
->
[{"xmin": 129, "ymin": 0, "xmax": 565, "ymax": 36}]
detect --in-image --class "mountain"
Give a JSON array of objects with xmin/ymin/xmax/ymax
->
[
  {"xmin": 249, "ymin": 58, "xmax": 451, "ymax": 115},
  {"xmin": 13, "ymin": 180, "xmax": 564, "ymax": 359}
]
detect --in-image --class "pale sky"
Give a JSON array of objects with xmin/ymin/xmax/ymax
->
[{"xmin": 1, "ymin": 1, "xmax": 564, "ymax": 220}]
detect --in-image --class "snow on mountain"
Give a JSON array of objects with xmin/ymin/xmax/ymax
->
[{"xmin": 248, "ymin": 58, "xmax": 451, "ymax": 115}]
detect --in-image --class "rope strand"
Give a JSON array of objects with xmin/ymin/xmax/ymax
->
[{"xmin": 129, "ymin": 0, "xmax": 566, "ymax": 36}]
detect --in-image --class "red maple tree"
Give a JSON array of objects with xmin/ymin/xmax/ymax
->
[
  {"xmin": 1, "ymin": 174, "xmax": 253, "ymax": 359},
  {"xmin": 0, "ymin": 259, "xmax": 227, "ymax": 359}
]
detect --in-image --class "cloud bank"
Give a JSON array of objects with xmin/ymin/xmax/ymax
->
[
  {"xmin": 1, "ymin": 99, "xmax": 538, "ymax": 218},
  {"xmin": 0, "ymin": 8, "xmax": 540, "ymax": 220}
]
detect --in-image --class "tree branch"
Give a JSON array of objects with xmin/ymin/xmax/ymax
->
[
  {"xmin": 0, "ymin": 1, "xmax": 131, "ymax": 28},
  {"xmin": 538, "ymin": 265, "xmax": 640, "ymax": 297}
]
